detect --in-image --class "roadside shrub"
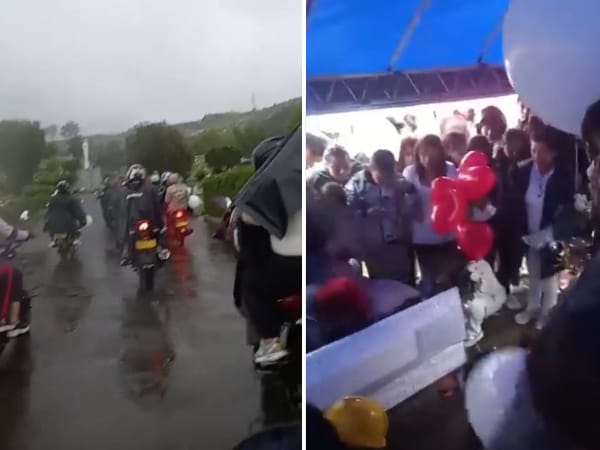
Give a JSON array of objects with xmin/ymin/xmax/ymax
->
[{"xmin": 201, "ymin": 165, "xmax": 254, "ymax": 217}]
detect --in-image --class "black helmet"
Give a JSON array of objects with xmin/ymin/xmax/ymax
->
[{"xmin": 56, "ymin": 180, "xmax": 71, "ymax": 194}]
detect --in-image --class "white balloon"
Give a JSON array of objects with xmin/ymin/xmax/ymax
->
[
  {"xmin": 465, "ymin": 347, "xmax": 527, "ymax": 448},
  {"xmin": 188, "ymin": 194, "xmax": 201, "ymax": 209},
  {"xmin": 503, "ymin": 0, "xmax": 600, "ymax": 136}
]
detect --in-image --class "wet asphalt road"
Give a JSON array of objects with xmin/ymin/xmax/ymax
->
[{"xmin": 0, "ymin": 197, "xmax": 276, "ymax": 450}]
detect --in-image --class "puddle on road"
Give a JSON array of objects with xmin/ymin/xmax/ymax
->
[
  {"xmin": 117, "ymin": 296, "xmax": 176, "ymax": 402},
  {"xmin": 44, "ymin": 261, "xmax": 93, "ymax": 333}
]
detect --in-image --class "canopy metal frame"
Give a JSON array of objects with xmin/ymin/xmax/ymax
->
[{"xmin": 306, "ymin": 64, "xmax": 513, "ymax": 114}]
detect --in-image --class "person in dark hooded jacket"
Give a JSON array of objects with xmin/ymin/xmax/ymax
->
[
  {"xmin": 118, "ymin": 164, "xmax": 165, "ymax": 265},
  {"xmin": 44, "ymin": 180, "xmax": 87, "ymax": 246},
  {"xmin": 234, "ymin": 135, "xmax": 302, "ymax": 365}
]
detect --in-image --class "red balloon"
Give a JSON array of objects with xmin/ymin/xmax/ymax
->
[
  {"xmin": 431, "ymin": 176, "xmax": 457, "ymax": 203},
  {"xmin": 456, "ymin": 221, "xmax": 494, "ymax": 261},
  {"xmin": 459, "ymin": 150, "xmax": 489, "ymax": 171},
  {"xmin": 431, "ymin": 203, "xmax": 454, "ymax": 234},
  {"xmin": 447, "ymin": 186, "xmax": 468, "ymax": 229},
  {"xmin": 457, "ymin": 165, "xmax": 497, "ymax": 201},
  {"xmin": 430, "ymin": 184, "xmax": 468, "ymax": 235}
]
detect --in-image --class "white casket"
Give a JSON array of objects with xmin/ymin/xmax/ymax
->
[{"xmin": 306, "ymin": 287, "xmax": 467, "ymax": 410}]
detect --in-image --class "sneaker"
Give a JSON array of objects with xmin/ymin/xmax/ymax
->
[
  {"xmin": 464, "ymin": 330, "xmax": 484, "ymax": 348},
  {"xmin": 6, "ymin": 322, "xmax": 30, "ymax": 338},
  {"xmin": 48, "ymin": 240, "xmax": 57, "ymax": 248},
  {"xmin": 511, "ymin": 284, "xmax": 527, "ymax": 295},
  {"xmin": 120, "ymin": 257, "xmax": 130, "ymax": 267},
  {"xmin": 506, "ymin": 295, "xmax": 522, "ymax": 311},
  {"xmin": 515, "ymin": 309, "xmax": 537, "ymax": 325},
  {"xmin": 72, "ymin": 238, "xmax": 81, "ymax": 246},
  {"xmin": 254, "ymin": 338, "xmax": 288, "ymax": 365},
  {"xmin": 0, "ymin": 321, "xmax": 16, "ymax": 333}
]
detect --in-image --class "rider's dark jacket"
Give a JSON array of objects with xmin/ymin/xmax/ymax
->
[
  {"xmin": 44, "ymin": 192, "xmax": 87, "ymax": 234},
  {"xmin": 117, "ymin": 178, "xmax": 164, "ymax": 243}
]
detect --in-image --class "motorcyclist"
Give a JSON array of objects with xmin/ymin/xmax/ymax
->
[
  {"xmin": 164, "ymin": 173, "xmax": 190, "ymax": 214},
  {"xmin": 0, "ymin": 217, "xmax": 32, "ymax": 337},
  {"xmin": 119, "ymin": 164, "xmax": 166, "ymax": 266},
  {"xmin": 99, "ymin": 177, "xmax": 115, "ymax": 228},
  {"xmin": 150, "ymin": 171, "xmax": 160, "ymax": 186},
  {"xmin": 44, "ymin": 180, "xmax": 87, "ymax": 247},
  {"xmin": 158, "ymin": 171, "xmax": 172, "ymax": 204}
]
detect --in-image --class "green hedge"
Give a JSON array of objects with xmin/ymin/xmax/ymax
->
[{"xmin": 201, "ymin": 165, "xmax": 254, "ymax": 217}]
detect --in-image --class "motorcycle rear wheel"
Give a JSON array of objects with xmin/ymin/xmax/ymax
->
[{"xmin": 139, "ymin": 268, "xmax": 155, "ymax": 292}]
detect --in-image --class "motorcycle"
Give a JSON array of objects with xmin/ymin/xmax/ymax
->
[
  {"xmin": 96, "ymin": 190, "xmax": 115, "ymax": 229},
  {"xmin": 52, "ymin": 232, "xmax": 77, "ymax": 260},
  {"xmin": 129, "ymin": 219, "xmax": 169, "ymax": 292},
  {"xmin": 165, "ymin": 208, "xmax": 193, "ymax": 247},
  {"xmin": 0, "ymin": 231, "xmax": 33, "ymax": 356}
]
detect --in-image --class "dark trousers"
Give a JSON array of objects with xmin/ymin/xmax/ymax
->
[
  {"xmin": 415, "ymin": 242, "xmax": 466, "ymax": 298},
  {"xmin": 495, "ymin": 232, "xmax": 524, "ymax": 293},
  {"xmin": 242, "ymin": 254, "xmax": 302, "ymax": 339}
]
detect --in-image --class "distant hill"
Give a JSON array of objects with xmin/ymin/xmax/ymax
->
[{"xmin": 86, "ymin": 98, "xmax": 300, "ymax": 149}]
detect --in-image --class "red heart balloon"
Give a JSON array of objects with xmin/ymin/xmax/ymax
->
[
  {"xmin": 457, "ymin": 165, "xmax": 497, "ymax": 201},
  {"xmin": 430, "ymin": 182, "xmax": 468, "ymax": 235},
  {"xmin": 459, "ymin": 150, "xmax": 489, "ymax": 171},
  {"xmin": 431, "ymin": 176, "xmax": 458, "ymax": 203},
  {"xmin": 456, "ymin": 221, "xmax": 494, "ymax": 261},
  {"xmin": 431, "ymin": 202, "xmax": 454, "ymax": 234},
  {"xmin": 447, "ymin": 186, "xmax": 468, "ymax": 229}
]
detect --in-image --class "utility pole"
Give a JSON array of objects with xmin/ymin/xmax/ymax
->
[{"xmin": 251, "ymin": 93, "xmax": 257, "ymax": 111}]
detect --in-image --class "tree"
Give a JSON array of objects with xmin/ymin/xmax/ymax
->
[
  {"xmin": 126, "ymin": 122, "xmax": 193, "ymax": 177},
  {"xmin": 204, "ymin": 146, "xmax": 242, "ymax": 174},
  {"xmin": 45, "ymin": 124, "xmax": 58, "ymax": 141},
  {"xmin": 94, "ymin": 141, "xmax": 126, "ymax": 175},
  {"xmin": 232, "ymin": 124, "xmax": 273, "ymax": 157},
  {"xmin": 189, "ymin": 128, "xmax": 235, "ymax": 155},
  {"xmin": 61, "ymin": 121, "xmax": 80, "ymax": 139},
  {"xmin": 67, "ymin": 135, "xmax": 84, "ymax": 161},
  {"xmin": 0, "ymin": 121, "xmax": 46, "ymax": 193}
]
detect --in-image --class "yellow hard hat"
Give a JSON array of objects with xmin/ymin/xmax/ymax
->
[{"xmin": 324, "ymin": 396, "xmax": 388, "ymax": 448}]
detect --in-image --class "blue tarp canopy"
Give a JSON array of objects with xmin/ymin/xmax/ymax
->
[{"xmin": 307, "ymin": 0, "xmax": 514, "ymax": 114}]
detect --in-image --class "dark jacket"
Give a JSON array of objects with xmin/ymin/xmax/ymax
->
[
  {"xmin": 118, "ymin": 179, "xmax": 163, "ymax": 242},
  {"xmin": 505, "ymin": 162, "xmax": 574, "ymax": 240},
  {"xmin": 45, "ymin": 192, "xmax": 87, "ymax": 234},
  {"xmin": 306, "ymin": 169, "xmax": 339, "ymax": 193}
]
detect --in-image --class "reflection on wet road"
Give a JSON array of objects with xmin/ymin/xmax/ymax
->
[{"xmin": 0, "ymin": 198, "xmax": 279, "ymax": 449}]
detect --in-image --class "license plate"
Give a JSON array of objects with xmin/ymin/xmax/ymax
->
[
  {"xmin": 176, "ymin": 221, "xmax": 188, "ymax": 228},
  {"xmin": 135, "ymin": 239, "xmax": 157, "ymax": 250},
  {"xmin": 54, "ymin": 233, "xmax": 68, "ymax": 240}
]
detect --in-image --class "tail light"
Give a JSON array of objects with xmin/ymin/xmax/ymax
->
[
  {"xmin": 175, "ymin": 210, "xmax": 184, "ymax": 219},
  {"xmin": 137, "ymin": 220, "xmax": 150, "ymax": 232}
]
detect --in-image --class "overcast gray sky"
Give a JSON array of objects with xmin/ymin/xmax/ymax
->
[{"xmin": 0, "ymin": 0, "xmax": 301, "ymax": 134}]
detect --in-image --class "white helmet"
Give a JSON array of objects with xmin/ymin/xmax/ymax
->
[{"xmin": 126, "ymin": 164, "xmax": 146, "ymax": 180}]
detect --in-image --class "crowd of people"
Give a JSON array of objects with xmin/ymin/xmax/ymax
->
[
  {"xmin": 307, "ymin": 98, "xmax": 600, "ymax": 450},
  {"xmin": 306, "ymin": 100, "xmax": 597, "ymax": 350}
]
